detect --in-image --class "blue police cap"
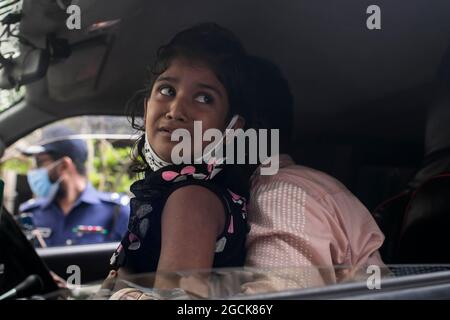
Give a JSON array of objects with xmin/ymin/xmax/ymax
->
[{"xmin": 21, "ymin": 126, "xmax": 88, "ymax": 163}]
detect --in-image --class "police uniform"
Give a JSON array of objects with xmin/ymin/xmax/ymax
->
[{"xmin": 19, "ymin": 183, "xmax": 130, "ymax": 247}]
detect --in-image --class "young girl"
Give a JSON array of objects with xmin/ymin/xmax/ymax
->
[
  {"xmin": 108, "ymin": 23, "xmax": 253, "ymax": 291},
  {"xmin": 105, "ymin": 24, "xmax": 386, "ymax": 298}
]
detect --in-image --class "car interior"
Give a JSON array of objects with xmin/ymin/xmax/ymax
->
[{"xmin": 1, "ymin": 0, "xmax": 450, "ymax": 298}]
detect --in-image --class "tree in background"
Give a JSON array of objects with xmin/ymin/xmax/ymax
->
[
  {"xmin": 88, "ymin": 139, "xmax": 136, "ymax": 195},
  {"xmin": 0, "ymin": 138, "xmax": 136, "ymax": 213}
]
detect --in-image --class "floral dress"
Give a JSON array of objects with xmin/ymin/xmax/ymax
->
[{"xmin": 110, "ymin": 162, "xmax": 249, "ymax": 274}]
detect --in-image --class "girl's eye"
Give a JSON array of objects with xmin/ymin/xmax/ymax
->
[
  {"xmin": 195, "ymin": 94, "xmax": 213, "ymax": 104},
  {"xmin": 159, "ymin": 86, "xmax": 175, "ymax": 97}
]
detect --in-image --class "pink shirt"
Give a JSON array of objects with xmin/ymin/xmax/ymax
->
[{"xmin": 241, "ymin": 154, "xmax": 386, "ymax": 293}]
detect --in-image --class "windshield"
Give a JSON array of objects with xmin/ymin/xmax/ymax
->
[{"xmin": 49, "ymin": 265, "xmax": 450, "ymax": 300}]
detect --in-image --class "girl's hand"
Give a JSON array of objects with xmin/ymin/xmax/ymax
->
[
  {"xmin": 109, "ymin": 288, "xmax": 156, "ymax": 300},
  {"xmin": 100, "ymin": 270, "xmax": 118, "ymax": 291},
  {"xmin": 91, "ymin": 270, "xmax": 121, "ymax": 299}
]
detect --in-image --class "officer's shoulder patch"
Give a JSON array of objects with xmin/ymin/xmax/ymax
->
[
  {"xmin": 19, "ymin": 198, "xmax": 45, "ymax": 212},
  {"xmin": 98, "ymin": 192, "xmax": 130, "ymax": 206}
]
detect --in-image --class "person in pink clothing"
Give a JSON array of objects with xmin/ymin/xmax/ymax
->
[{"xmin": 240, "ymin": 56, "xmax": 387, "ymax": 294}]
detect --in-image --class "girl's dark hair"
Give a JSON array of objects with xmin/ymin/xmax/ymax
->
[{"xmin": 127, "ymin": 22, "xmax": 250, "ymax": 172}]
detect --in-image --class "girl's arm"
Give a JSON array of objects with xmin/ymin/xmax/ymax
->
[{"xmin": 154, "ymin": 185, "xmax": 226, "ymax": 290}]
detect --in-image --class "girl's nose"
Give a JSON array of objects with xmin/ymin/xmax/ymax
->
[{"xmin": 165, "ymin": 97, "xmax": 188, "ymax": 122}]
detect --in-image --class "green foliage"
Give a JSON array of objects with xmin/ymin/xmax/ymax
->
[
  {"xmin": 0, "ymin": 157, "xmax": 32, "ymax": 175},
  {"xmin": 88, "ymin": 139, "xmax": 136, "ymax": 194},
  {"xmin": 0, "ymin": 138, "xmax": 136, "ymax": 195}
]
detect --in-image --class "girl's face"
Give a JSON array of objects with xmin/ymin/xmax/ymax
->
[{"xmin": 145, "ymin": 57, "xmax": 231, "ymax": 162}]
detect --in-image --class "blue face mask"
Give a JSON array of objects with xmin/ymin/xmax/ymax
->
[{"xmin": 27, "ymin": 161, "xmax": 62, "ymax": 199}]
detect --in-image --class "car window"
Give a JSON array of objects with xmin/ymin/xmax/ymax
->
[
  {"xmin": 67, "ymin": 264, "xmax": 450, "ymax": 300},
  {"xmin": 0, "ymin": 86, "xmax": 25, "ymax": 113},
  {"xmin": 0, "ymin": 0, "xmax": 25, "ymax": 113},
  {"xmin": 0, "ymin": 115, "xmax": 139, "ymax": 247}
]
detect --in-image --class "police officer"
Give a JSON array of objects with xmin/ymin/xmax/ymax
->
[{"xmin": 19, "ymin": 126, "xmax": 130, "ymax": 247}]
